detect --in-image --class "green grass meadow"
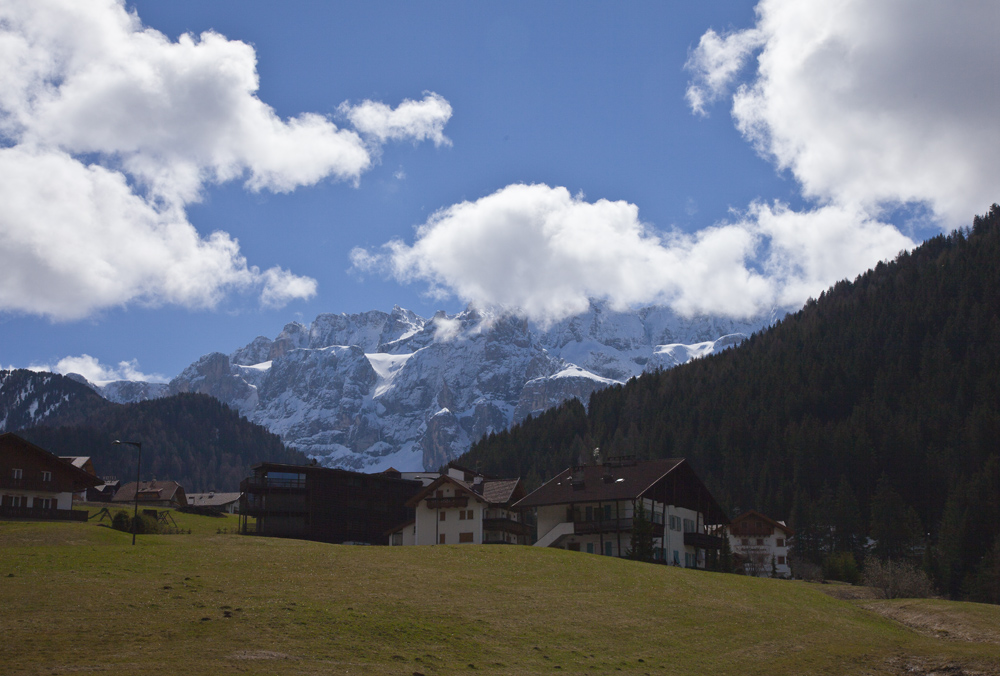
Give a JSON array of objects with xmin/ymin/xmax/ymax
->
[{"xmin": 2, "ymin": 507, "xmax": 998, "ymax": 675}]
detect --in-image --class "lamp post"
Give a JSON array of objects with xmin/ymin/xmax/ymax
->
[{"xmin": 114, "ymin": 440, "xmax": 142, "ymax": 545}]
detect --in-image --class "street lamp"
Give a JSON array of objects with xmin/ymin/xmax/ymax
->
[{"xmin": 114, "ymin": 440, "xmax": 142, "ymax": 545}]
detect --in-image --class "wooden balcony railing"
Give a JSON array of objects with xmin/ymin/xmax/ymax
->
[
  {"xmin": 425, "ymin": 496, "xmax": 468, "ymax": 509},
  {"xmin": 0, "ymin": 506, "xmax": 88, "ymax": 522}
]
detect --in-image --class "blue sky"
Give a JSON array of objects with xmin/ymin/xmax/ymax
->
[{"xmin": 2, "ymin": 1, "xmax": 996, "ymax": 381}]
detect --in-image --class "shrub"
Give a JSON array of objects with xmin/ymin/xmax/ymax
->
[
  {"xmin": 862, "ymin": 558, "xmax": 935, "ymax": 599},
  {"xmin": 791, "ymin": 557, "xmax": 823, "ymax": 581},
  {"xmin": 111, "ymin": 510, "xmax": 131, "ymax": 532},
  {"xmin": 131, "ymin": 513, "xmax": 160, "ymax": 535},
  {"xmin": 824, "ymin": 552, "xmax": 860, "ymax": 584}
]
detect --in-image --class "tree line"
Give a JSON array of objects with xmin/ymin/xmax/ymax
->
[
  {"xmin": 461, "ymin": 205, "xmax": 1000, "ymax": 604},
  {"xmin": 20, "ymin": 390, "xmax": 307, "ymax": 492}
]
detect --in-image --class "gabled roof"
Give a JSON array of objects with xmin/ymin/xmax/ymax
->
[
  {"xmin": 0, "ymin": 432, "xmax": 102, "ymax": 490},
  {"xmin": 514, "ymin": 458, "xmax": 729, "ymax": 525},
  {"xmin": 480, "ymin": 478, "xmax": 523, "ymax": 505},
  {"xmin": 60, "ymin": 456, "xmax": 96, "ymax": 475},
  {"xmin": 186, "ymin": 492, "xmax": 241, "ymax": 507},
  {"xmin": 729, "ymin": 510, "xmax": 795, "ymax": 536},
  {"xmin": 113, "ymin": 480, "xmax": 185, "ymax": 504},
  {"xmin": 406, "ymin": 473, "xmax": 524, "ymax": 508}
]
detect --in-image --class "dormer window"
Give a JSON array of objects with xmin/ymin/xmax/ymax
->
[{"xmin": 41, "ymin": 471, "xmax": 52, "ymax": 482}]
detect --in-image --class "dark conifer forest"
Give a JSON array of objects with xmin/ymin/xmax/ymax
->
[
  {"xmin": 461, "ymin": 205, "xmax": 1000, "ymax": 603},
  {"xmin": 16, "ymin": 386, "xmax": 306, "ymax": 492}
]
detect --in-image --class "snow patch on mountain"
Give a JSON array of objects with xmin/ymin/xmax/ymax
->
[{"xmin": 86, "ymin": 301, "xmax": 782, "ymax": 471}]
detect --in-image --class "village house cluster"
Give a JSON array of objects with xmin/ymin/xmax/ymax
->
[{"xmin": 2, "ymin": 431, "xmax": 793, "ymax": 576}]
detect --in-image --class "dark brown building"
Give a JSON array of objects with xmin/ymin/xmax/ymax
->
[
  {"xmin": 0, "ymin": 432, "xmax": 101, "ymax": 521},
  {"xmin": 239, "ymin": 462, "xmax": 423, "ymax": 545}
]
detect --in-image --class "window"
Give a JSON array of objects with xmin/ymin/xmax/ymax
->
[
  {"xmin": 673, "ymin": 550, "xmax": 680, "ymax": 565},
  {"xmin": 776, "ymin": 538, "xmax": 785, "ymax": 547},
  {"xmin": 466, "ymin": 509, "xmax": 475, "ymax": 520},
  {"xmin": 741, "ymin": 538, "xmax": 749, "ymax": 546},
  {"xmin": 458, "ymin": 510, "xmax": 466, "ymax": 520},
  {"xmin": 459, "ymin": 532, "xmax": 474, "ymax": 543},
  {"xmin": 439, "ymin": 534, "xmax": 446, "ymax": 544},
  {"xmin": 585, "ymin": 506, "xmax": 593, "ymax": 521},
  {"xmin": 756, "ymin": 538, "xmax": 764, "ymax": 546},
  {"xmin": 440, "ymin": 511, "xmax": 446, "ymax": 521},
  {"xmin": 604, "ymin": 541, "xmax": 613, "ymax": 556},
  {"xmin": 391, "ymin": 532, "xmax": 402, "ymax": 546},
  {"xmin": 683, "ymin": 518, "xmax": 695, "ymax": 533},
  {"xmin": 41, "ymin": 471, "xmax": 52, "ymax": 482},
  {"xmin": 586, "ymin": 542, "xmax": 595, "ymax": 554},
  {"xmin": 684, "ymin": 552, "xmax": 693, "ymax": 568},
  {"xmin": 777, "ymin": 556, "xmax": 786, "ymax": 565},
  {"xmin": 34, "ymin": 497, "xmax": 55, "ymax": 510},
  {"xmin": 604, "ymin": 504, "xmax": 612, "ymax": 520},
  {"xmin": 11, "ymin": 469, "xmax": 22, "ymax": 480}
]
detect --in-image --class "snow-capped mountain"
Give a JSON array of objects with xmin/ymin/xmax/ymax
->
[
  {"xmin": 0, "ymin": 369, "xmax": 103, "ymax": 432},
  {"xmin": 91, "ymin": 301, "xmax": 779, "ymax": 471}
]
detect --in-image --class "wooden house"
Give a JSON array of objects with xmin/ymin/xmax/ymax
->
[
  {"xmin": 515, "ymin": 457, "xmax": 728, "ymax": 567},
  {"xmin": 112, "ymin": 480, "xmax": 187, "ymax": 508},
  {"xmin": 186, "ymin": 491, "xmax": 242, "ymax": 513},
  {"xmin": 0, "ymin": 433, "xmax": 100, "ymax": 521},
  {"xmin": 387, "ymin": 463, "xmax": 528, "ymax": 546},
  {"xmin": 727, "ymin": 510, "xmax": 794, "ymax": 578}
]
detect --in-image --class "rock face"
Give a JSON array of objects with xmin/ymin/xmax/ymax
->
[{"xmin": 99, "ymin": 301, "xmax": 779, "ymax": 471}]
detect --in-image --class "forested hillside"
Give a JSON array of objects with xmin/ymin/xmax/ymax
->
[
  {"xmin": 16, "ymin": 387, "xmax": 306, "ymax": 491},
  {"xmin": 462, "ymin": 205, "xmax": 1000, "ymax": 602}
]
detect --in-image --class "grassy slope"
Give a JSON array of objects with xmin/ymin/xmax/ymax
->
[{"xmin": 2, "ymin": 511, "xmax": 998, "ymax": 676}]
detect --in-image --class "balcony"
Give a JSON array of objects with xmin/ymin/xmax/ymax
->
[
  {"xmin": 0, "ymin": 506, "xmax": 88, "ymax": 522},
  {"xmin": 425, "ymin": 496, "xmax": 468, "ymax": 509},
  {"xmin": 483, "ymin": 517, "xmax": 531, "ymax": 536},
  {"xmin": 241, "ymin": 476, "xmax": 307, "ymax": 492},
  {"xmin": 684, "ymin": 531, "xmax": 726, "ymax": 549},
  {"xmin": 0, "ymin": 477, "xmax": 60, "ymax": 492},
  {"xmin": 574, "ymin": 517, "xmax": 635, "ymax": 535}
]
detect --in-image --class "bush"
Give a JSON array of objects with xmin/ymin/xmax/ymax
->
[
  {"xmin": 824, "ymin": 552, "xmax": 861, "ymax": 584},
  {"xmin": 791, "ymin": 557, "xmax": 823, "ymax": 581},
  {"xmin": 862, "ymin": 558, "xmax": 935, "ymax": 599},
  {"xmin": 131, "ymin": 513, "xmax": 160, "ymax": 535},
  {"xmin": 111, "ymin": 510, "xmax": 131, "ymax": 533}
]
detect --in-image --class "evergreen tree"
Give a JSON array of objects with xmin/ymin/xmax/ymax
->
[{"xmin": 627, "ymin": 500, "xmax": 655, "ymax": 563}]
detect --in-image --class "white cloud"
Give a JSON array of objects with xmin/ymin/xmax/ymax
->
[
  {"xmin": 684, "ymin": 27, "xmax": 764, "ymax": 116},
  {"xmin": 0, "ymin": 0, "xmax": 450, "ymax": 319},
  {"xmin": 352, "ymin": 184, "xmax": 909, "ymax": 323},
  {"xmin": 31, "ymin": 354, "xmax": 167, "ymax": 385},
  {"xmin": 340, "ymin": 93, "xmax": 453, "ymax": 148},
  {"xmin": 687, "ymin": 0, "xmax": 1000, "ymax": 228}
]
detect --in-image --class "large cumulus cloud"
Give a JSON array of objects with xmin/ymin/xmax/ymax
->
[
  {"xmin": 357, "ymin": 0, "xmax": 995, "ymax": 322},
  {"xmin": 0, "ymin": 0, "xmax": 451, "ymax": 319}
]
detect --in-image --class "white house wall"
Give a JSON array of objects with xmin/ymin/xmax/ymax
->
[
  {"xmin": 534, "ymin": 499, "xmax": 706, "ymax": 568},
  {"xmin": 414, "ymin": 484, "xmax": 484, "ymax": 545},
  {"xmin": 1, "ymin": 489, "xmax": 73, "ymax": 510}
]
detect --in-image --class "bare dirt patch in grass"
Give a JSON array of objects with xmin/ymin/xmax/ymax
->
[
  {"xmin": 885, "ymin": 653, "xmax": 1000, "ymax": 676},
  {"xmin": 862, "ymin": 600, "xmax": 1000, "ymax": 645},
  {"xmin": 812, "ymin": 581, "xmax": 880, "ymax": 601},
  {"xmin": 229, "ymin": 650, "xmax": 296, "ymax": 661}
]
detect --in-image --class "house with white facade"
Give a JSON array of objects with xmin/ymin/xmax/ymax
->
[
  {"xmin": 727, "ymin": 510, "xmax": 794, "ymax": 578},
  {"xmin": 388, "ymin": 463, "xmax": 528, "ymax": 546},
  {"xmin": 515, "ymin": 457, "xmax": 728, "ymax": 567},
  {"xmin": 0, "ymin": 433, "xmax": 101, "ymax": 521}
]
